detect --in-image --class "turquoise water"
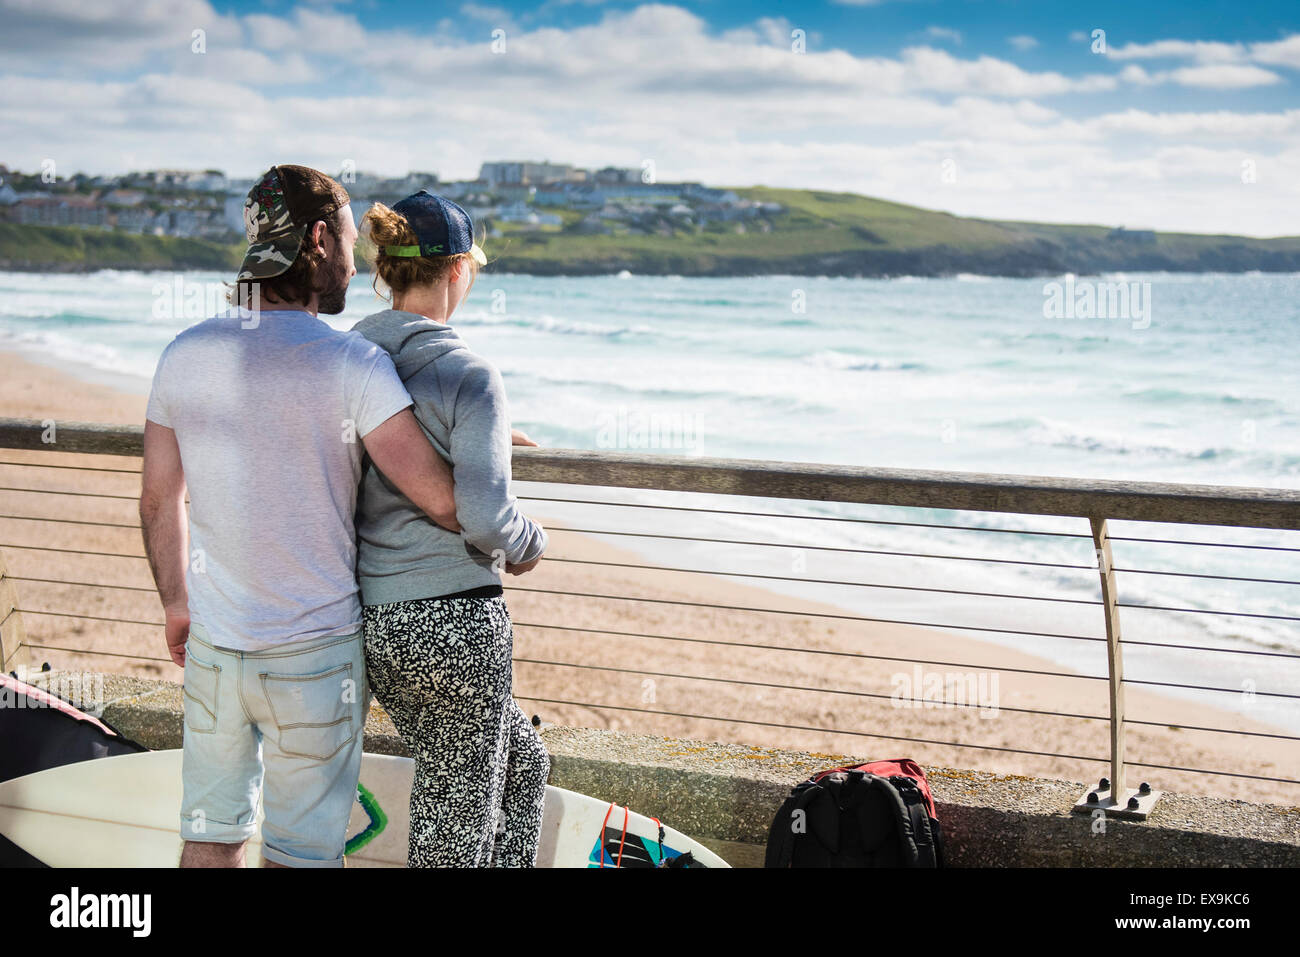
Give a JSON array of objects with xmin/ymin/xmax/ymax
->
[
  {"xmin": 1, "ymin": 269, "xmax": 1297, "ymax": 729},
  {"xmin": 6, "ymin": 269, "xmax": 1294, "ymax": 486}
]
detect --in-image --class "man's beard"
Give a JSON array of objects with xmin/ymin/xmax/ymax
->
[{"xmin": 315, "ymin": 253, "xmax": 351, "ymax": 315}]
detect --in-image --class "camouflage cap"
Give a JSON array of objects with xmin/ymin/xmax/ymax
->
[{"xmin": 237, "ymin": 165, "xmax": 350, "ymax": 281}]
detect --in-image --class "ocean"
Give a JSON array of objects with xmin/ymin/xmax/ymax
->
[{"xmin": 1, "ymin": 269, "xmax": 1297, "ymax": 732}]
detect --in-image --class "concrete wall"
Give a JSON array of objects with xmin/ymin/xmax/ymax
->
[{"xmin": 26, "ymin": 672, "xmax": 1300, "ymax": 868}]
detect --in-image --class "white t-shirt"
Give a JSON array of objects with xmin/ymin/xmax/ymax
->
[{"xmin": 145, "ymin": 310, "xmax": 412, "ymax": 651}]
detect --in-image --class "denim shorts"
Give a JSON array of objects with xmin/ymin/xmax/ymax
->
[{"xmin": 179, "ymin": 623, "xmax": 367, "ymax": 867}]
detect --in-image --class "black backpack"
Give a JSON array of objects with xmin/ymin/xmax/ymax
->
[
  {"xmin": 0, "ymin": 673, "xmax": 148, "ymax": 867},
  {"xmin": 765, "ymin": 760, "xmax": 945, "ymax": 868}
]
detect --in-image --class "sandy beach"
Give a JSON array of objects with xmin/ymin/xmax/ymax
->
[{"xmin": 0, "ymin": 347, "xmax": 1295, "ymax": 807}]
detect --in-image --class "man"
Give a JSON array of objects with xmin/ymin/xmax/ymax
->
[{"xmin": 139, "ymin": 164, "xmax": 460, "ymax": 868}]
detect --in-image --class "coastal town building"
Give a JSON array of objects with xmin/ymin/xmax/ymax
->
[{"xmin": 0, "ymin": 160, "xmax": 772, "ymax": 242}]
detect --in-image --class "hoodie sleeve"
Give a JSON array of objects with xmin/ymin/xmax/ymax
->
[{"xmin": 447, "ymin": 360, "xmax": 547, "ymax": 565}]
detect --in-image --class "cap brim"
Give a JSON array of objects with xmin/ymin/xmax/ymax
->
[
  {"xmin": 236, "ymin": 227, "xmax": 307, "ymax": 281},
  {"xmin": 469, "ymin": 243, "xmax": 487, "ymax": 267}
]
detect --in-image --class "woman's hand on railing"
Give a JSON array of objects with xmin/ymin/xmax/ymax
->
[{"xmin": 511, "ymin": 428, "xmax": 539, "ymax": 447}]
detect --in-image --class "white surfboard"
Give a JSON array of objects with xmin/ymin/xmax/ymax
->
[{"xmin": 0, "ymin": 750, "xmax": 729, "ymax": 868}]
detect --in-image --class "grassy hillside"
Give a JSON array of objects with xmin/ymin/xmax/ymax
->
[
  {"xmin": 483, "ymin": 187, "xmax": 1026, "ymax": 272},
  {"xmin": 4, "ymin": 189, "xmax": 1299, "ymax": 277},
  {"xmin": 740, "ymin": 187, "xmax": 1023, "ymax": 250},
  {"xmin": 0, "ymin": 223, "xmax": 241, "ymax": 272},
  {"xmin": 485, "ymin": 186, "xmax": 1300, "ymax": 276}
]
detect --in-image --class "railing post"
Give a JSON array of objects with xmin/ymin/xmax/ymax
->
[
  {"xmin": 1073, "ymin": 516, "xmax": 1160, "ymax": 819},
  {"xmin": 0, "ymin": 546, "xmax": 29, "ymax": 676},
  {"xmin": 1093, "ymin": 516, "xmax": 1126, "ymax": 798}
]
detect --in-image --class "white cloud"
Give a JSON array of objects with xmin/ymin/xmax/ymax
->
[
  {"xmin": 0, "ymin": 0, "xmax": 243, "ymax": 72},
  {"xmin": 459, "ymin": 3, "xmax": 514, "ymax": 28},
  {"xmin": 1107, "ymin": 39, "xmax": 1247, "ymax": 63},
  {"xmin": 0, "ymin": 2, "xmax": 1298, "ymax": 235},
  {"xmin": 1166, "ymin": 64, "xmax": 1283, "ymax": 89},
  {"xmin": 1087, "ymin": 108, "xmax": 1300, "ymax": 138},
  {"xmin": 1007, "ymin": 35, "xmax": 1038, "ymax": 51},
  {"xmin": 1107, "ymin": 33, "xmax": 1300, "ymax": 75},
  {"xmin": 924, "ymin": 26, "xmax": 962, "ymax": 46},
  {"xmin": 897, "ymin": 47, "xmax": 1116, "ymax": 95},
  {"xmin": 1250, "ymin": 35, "xmax": 1300, "ymax": 69},
  {"xmin": 243, "ymin": 8, "xmax": 369, "ymax": 56},
  {"xmin": 1117, "ymin": 62, "xmax": 1282, "ymax": 90}
]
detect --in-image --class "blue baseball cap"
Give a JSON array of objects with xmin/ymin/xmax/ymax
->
[{"xmin": 384, "ymin": 189, "xmax": 486, "ymax": 266}]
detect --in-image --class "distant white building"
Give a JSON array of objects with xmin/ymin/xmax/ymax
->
[
  {"xmin": 103, "ymin": 189, "xmax": 145, "ymax": 206},
  {"xmin": 15, "ymin": 196, "xmax": 107, "ymax": 227},
  {"xmin": 479, "ymin": 161, "xmax": 578, "ymax": 186},
  {"xmin": 495, "ymin": 201, "xmax": 562, "ymax": 227},
  {"xmin": 147, "ymin": 169, "xmax": 226, "ymax": 192},
  {"xmin": 224, "ymin": 195, "xmax": 247, "ymax": 234}
]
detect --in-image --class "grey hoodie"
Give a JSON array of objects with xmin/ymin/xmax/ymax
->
[{"xmin": 351, "ymin": 308, "xmax": 547, "ymax": 606}]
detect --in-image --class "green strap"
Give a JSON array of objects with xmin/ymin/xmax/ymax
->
[{"xmin": 383, "ymin": 243, "xmax": 446, "ymax": 257}]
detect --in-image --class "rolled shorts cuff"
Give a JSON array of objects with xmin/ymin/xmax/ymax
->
[
  {"xmin": 179, "ymin": 816, "xmax": 259, "ymax": 845},
  {"xmin": 261, "ymin": 843, "xmax": 346, "ymax": 869}
]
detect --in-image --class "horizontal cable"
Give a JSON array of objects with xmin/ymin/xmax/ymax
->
[
  {"xmin": 0, "ymin": 543, "xmax": 146, "ymax": 560},
  {"xmin": 0, "ymin": 513, "xmax": 139, "ymax": 530},
  {"xmin": 17, "ymin": 609, "xmax": 162, "ymax": 628},
  {"xmin": 11, "ymin": 576, "xmax": 156, "ymax": 593},
  {"xmin": 513, "ymin": 655, "xmax": 1094, "ymax": 699},
  {"xmin": 517, "ymin": 494, "xmax": 1093, "ymax": 539},
  {"xmin": 518, "ymin": 697, "xmax": 1297, "ymax": 784},
  {"xmin": 525, "ymin": 494, "xmax": 1300, "ymax": 553},
  {"xmin": 514, "ymin": 618, "xmax": 1053, "ymax": 662},
  {"xmin": 512, "ymin": 623, "xmax": 1291, "ymax": 693},
  {"xmin": 1115, "ymin": 566, "xmax": 1300, "ymax": 587},
  {"xmin": 0, "ymin": 459, "xmax": 141, "ymax": 475},
  {"xmin": 1110, "ymin": 535, "xmax": 1300, "ymax": 554},
  {"xmin": 1124, "ymin": 674, "xmax": 1297, "ymax": 699},
  {"xmin": 1122, "ymin": 757, "xmax": 1299, "ymax": 786},
  {"xmin": 514, "ymin": 614, "xmax": 1298, "ymax": 666},
  {"xmin": 1117, "ymin": 601, "xmax": 1300, "ymax": 623},
  {"xmin": 504, "ymin": 584, "xmax": 1103, "ymax": 643},
  {"xmin": 1120, "ymin": 638, "xmax": 1300, "ymax": 659},
  {"xmin": 543, "ymin": 556, "xmax": 1103, "ymax": 607},
  {"xmin": 22, "ymin": 643, "xmax": 171, "ymax": 665},
  {"xmin": 545, "ymin": 525, "xmax": 1097, "ymax": 572},
  {"xmin": 545, "ymin": 524, "xmax": 1293, "ymax": 588},
  {"xmin": 0, "ymin": 485, "xmax": 139, "ymax": 502},
  {"xmin": 513, "ymin": 694, "xmax": 1106, "ymax": 765},
  {"xmin": 8, "ymin": 578, "xmax": 1291, "ymax": 661},
  {"xmin": 514, "ymin": 621, "xmax": 1097, "ymax": 679},
  {"xmin": 1125, "ymin": 716, "xmax": 1299, "ymax": 743},
  {"xmin": 513, "ymin": 644, "xmax": 1300, "ymax": 742}
]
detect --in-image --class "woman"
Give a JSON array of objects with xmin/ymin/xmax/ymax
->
[{"xmin": 351, "ymin": 189, "xmax": 549, "ymax": 867}]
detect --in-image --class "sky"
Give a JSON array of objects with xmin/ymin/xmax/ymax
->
[{"xmin": 1, "ymin": 0, "xmax": 1298, "ymax": 235}]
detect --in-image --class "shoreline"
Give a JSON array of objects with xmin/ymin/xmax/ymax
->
[
  {"xmin": 0, "ymin": 335, "xmax": 154, "ymax": 401},
  {"xmin": 0, "ymin": 346, "xmax": 1295, "ymax": 806},
  {"xmin": 7, "ymin": 261, "xmax": 1300, "ymax": 280}
]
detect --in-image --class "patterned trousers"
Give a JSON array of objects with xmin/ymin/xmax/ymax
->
[{"xmin": 362, "ymin": 595, "xmax": 549, "ymax": 867}]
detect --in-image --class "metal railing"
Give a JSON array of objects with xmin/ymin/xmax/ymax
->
[{"xmin": 1, "ymin": 416, "xmax": 1297, "ymax": 810}]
